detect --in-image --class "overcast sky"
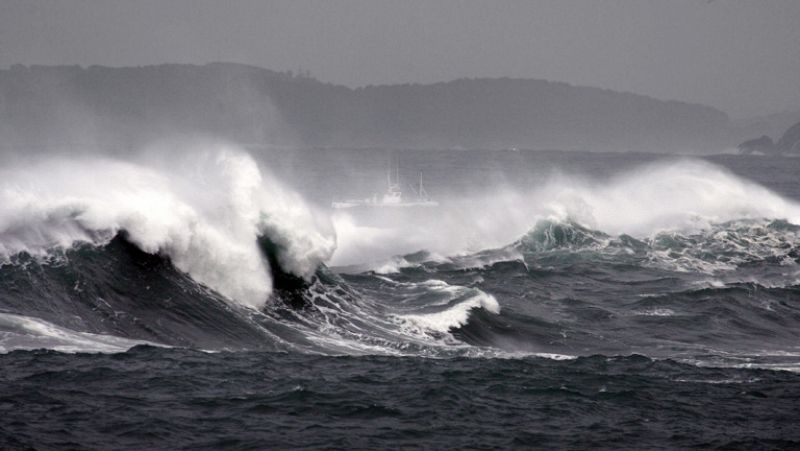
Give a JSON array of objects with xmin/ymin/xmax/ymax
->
[{"xmin": 1, "ymin": 0, "xmax": 798, "ymax": 118}]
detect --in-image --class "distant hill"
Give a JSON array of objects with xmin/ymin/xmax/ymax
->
[{"xmin": 0, "ymin": 63, "xmax": 734, "ymax": 153}]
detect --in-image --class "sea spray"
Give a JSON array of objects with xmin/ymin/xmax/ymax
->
[
  {"xmin": 332, "ymin": 159, "xmax": 800, "ymax": 264},
  {"xmin": 0, "ymin": 146, "xmax": 335, "ymax": 308}
]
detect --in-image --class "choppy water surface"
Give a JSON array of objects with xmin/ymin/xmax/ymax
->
[{"xmin": 2, "ymin": 148, "xmax": 800, "ymax": 449}]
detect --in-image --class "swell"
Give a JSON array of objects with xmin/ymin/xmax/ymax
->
[
  {"xmin": 451, "ymin": 282, "xmax": 800, "ymax": 358},
  {"xmin": 3, "ymin": 347, "xmax": 798, "ymax": 450},
  {"xmin": 370, "ymin": 216, "xmax": 800, "ymax": 363}
]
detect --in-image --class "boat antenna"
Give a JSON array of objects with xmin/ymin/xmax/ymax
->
[{"xmin": 419, "ymin": 170, "xmax": 429, "ymax": 200}]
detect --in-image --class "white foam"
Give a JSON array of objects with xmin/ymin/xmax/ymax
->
[
  {"xmin": 0, "ymin": 313, "xmax": 159, "ymax": 354},
  {"xmin": 642, "ymin": 220, "xmax": 800, "ymax": 274},
  {"xmin": 396, "ymin": 290, "xmax": 500, "ymax": 335},
  {"xmin": 0, "ymin": 145, "xmax": 335, "ymax": 309},
  {"xmin": 372, "ymin": 256, "xmax": 415, "ymax": 274},
  {"xmin": 636, "ymin": 308, "xmax": 676, "ymax": 317}
]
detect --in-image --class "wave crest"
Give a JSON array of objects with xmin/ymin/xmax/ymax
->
[
  {"xmin": 0, "ymin": 146, "xmax": 335, "ymax": 308},
  {"xmin": 511, "ymin": 218, "xmax": 800, "ymax": 275}
]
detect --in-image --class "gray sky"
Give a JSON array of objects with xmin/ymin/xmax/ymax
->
[{"xmin": 1, "ymin": 0, "xmax": 798, "ymax": 118}]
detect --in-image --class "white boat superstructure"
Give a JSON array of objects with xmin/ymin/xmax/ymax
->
[{"xmin": 332, "ymin": 162, "xmax": 438, "ymax": 209}]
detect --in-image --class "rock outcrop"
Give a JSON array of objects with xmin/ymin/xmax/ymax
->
[
  {"xmin": 737, "ymin": 135, "xmax": 776, "ymax": 155},
  {"xmin": 738, "ymin": 120, "xmax": 800, "ymax": 155}
]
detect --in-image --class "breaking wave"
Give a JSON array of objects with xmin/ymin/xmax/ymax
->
[
  {"xmin": 332, "ymin": 159, "xmax": 800, "ymax": 267},
  {"xmin": 0, "ymin": 147, "xmax": 335, "ymax": 309},
  {"xmin": 2, "ymin": 155, "xmax": 800, "ymax": 373}
]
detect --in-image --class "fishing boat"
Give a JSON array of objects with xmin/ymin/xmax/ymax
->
[{"xmin": 332, "ymin": 163, "xmax": 438, "ymax": 209}]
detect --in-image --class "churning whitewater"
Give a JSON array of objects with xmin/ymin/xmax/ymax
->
[
  {"xmin": 1, "ymin": 149, "xmax": 800, "ymax": 373},
  {"xmin": 0, "ymin": 148, "xmax": 335, "ymax": 308}
]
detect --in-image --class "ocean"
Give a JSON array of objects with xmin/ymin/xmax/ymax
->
[{"xmin": 2, "ymin": 147, "xmax": 800, "ymax": 449}]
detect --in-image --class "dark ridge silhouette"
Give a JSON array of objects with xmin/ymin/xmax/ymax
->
[
  {"xmin": 737, "ymin": 135, "xmax": 777, "ymax": 155},
  {"xmin": 739, "ymin": 120, "xmax": 800, "ymax": 155},
  {"xmin": 0, "ymin": 62, "xmax": 734, "ymax": 153},
  {"xmin": 730, "ymin": 109, "xmax": 800, "ymax": 145}
]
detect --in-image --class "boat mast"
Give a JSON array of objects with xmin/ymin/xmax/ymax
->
[
  {"xmin": 387, "ymin": 152, "xmax": 400, "ymax": 188},
  {"xmin": 395, "ymin": 154, "xmax": 400, "ymax": 187}
]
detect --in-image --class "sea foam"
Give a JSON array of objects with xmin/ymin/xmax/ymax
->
[{"xmin": 0, "ymin": 145, "xmax": 335, "ymax": 309}]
